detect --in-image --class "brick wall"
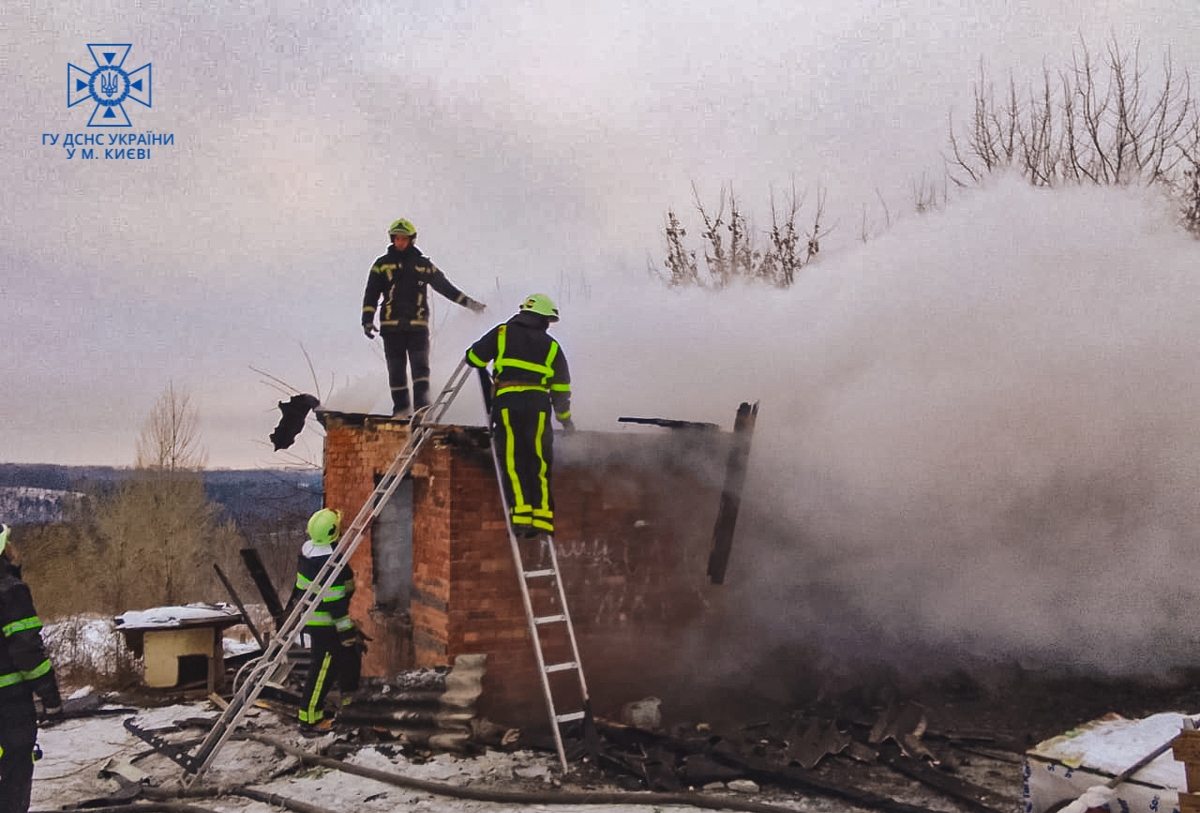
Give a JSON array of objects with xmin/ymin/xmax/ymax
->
[
  {"xmin": 321, "ymin": 412, "xmax": 731, "ymax": 727},
  {"xmin": 321, "ymin": 413, "xmax": 414, "ymax": 672}
]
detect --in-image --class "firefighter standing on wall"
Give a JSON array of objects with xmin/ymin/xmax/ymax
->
[
  {"xmin": 362, "ymin": 218, "xmax": 487, "ymax": 417},
  {"xmin": 466, "ymin": 294, "xmax": 575, "ymax": 538},
  {"xmin": 0, "ymin": 523, "xmax": 62, "ymax": 813},
  {"xmin": 291, "ymin": 509, "xmax": 361, "ymax": 733}
]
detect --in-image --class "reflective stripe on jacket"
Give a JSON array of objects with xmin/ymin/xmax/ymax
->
[
  {"xmin": 466, "ymin": 311, "xmax": 572, "ymax": 420},
  {"xmin": 291, "ymin": 540, "xmax": 356, "ymax": 631},
  {"xmin": 361, "ymin": 244, "xmax": 473, "ymax": 330},
  {"xmin": 0, "ymin": 559, "xmax": 60, "ymax": 708}
]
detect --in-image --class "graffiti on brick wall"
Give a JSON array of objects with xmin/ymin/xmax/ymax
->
[{"xmin": 555, "ymin": 536, "xmax": 674, "ymax": 626}]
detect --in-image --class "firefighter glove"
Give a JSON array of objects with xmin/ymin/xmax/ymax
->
[
  {"xmin": 561, "ymin": 418, "xmax": 577, "ymax": 434},
  {"xmin": 363, "ymin": 323, "xmax": 377, "ymax": 339},
  {"xmin": 338, "ymin": 624, "xmax": 359, "ymax": 648},
  {"xmin": 467, "ymin": 299, "xmax": 486, "ymax": 314},
  {"xmin": 41, "ymin": 704, "xmax": 63, "ymax": 725}
]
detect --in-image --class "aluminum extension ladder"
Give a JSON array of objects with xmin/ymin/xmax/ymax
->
[
  {"xmin": 181, "ymin": 359, "xmax": 474, "ymax": 785},
  {"xmin": 476, "ymin": 369, "xmax": 593, "ymax": 772}
]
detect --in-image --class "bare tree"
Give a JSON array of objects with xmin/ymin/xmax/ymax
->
[
  {"xmin": 135, "ymin": 382, "xmax": 208, "ymax": 471},
  {"xmin": 66, "ymin": 383, "xmax": 242, "ymax": 611},
  {"xmin": 655, "ymin": 181, "xmax": 829, "ymax": 288},
  {"xmin": 948, "ymin": 37, "xmax": 1200, "ymax": 234}
]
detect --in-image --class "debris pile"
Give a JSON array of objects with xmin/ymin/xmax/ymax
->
[{"xmin": 580, "ymin": 699, "xmax": 1019, "ymax": 813}]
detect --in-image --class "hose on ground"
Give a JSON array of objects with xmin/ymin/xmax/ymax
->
[{"xmin": 236, "ymin": 731, "xmax": 881, "ymax": 813}]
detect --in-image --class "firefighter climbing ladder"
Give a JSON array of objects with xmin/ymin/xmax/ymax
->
[
  {"xmin": 180, "ymin": 360, "xmax": 474, "ymax": 786},
  {"xmin": 477, "ymin": 368, "xmax": 593, "ymax": 773}
]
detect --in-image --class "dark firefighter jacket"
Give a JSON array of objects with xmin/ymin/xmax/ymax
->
[
  {"xmin": 466, "ymin": 311, "xmax": 572, "ymax": 421},
  {"xmin": 362, "ymin": 244, "xmax": 476, "ymax": 331},
  {"xmin": 291, "ymin": 541, "xmax": 355, "ymax": 634},
  {"xmin": 0, "ymin": 558, "xmax": 61, "ymax": 709}
]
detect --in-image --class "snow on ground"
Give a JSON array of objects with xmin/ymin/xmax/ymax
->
[
  {"xmin": 28, "ymin": 700, "xmax": 823, "ymax": 813},
  {"xmin": 114, "ymin": 603, "xmax": 243, "ymax": 629}
]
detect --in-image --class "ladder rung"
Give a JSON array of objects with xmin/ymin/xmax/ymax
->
[
  {"xmin": 556, "ymin": 710, "xmax": 586, "ymax": 723},
  {"xmin": 544, "ymin": 661, "xmax": 578, "ymax": 674},
  {"xmin": 534, "ymin": 614, "xmax": 566, "ymax": 625},
  {"xmin": 523, "ymin": 568, "xmax": 556, "ymax": 579}
]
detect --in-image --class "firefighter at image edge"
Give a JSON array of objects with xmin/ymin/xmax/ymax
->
[{"xmin": 0, "ymin": 523, "xmax": 63, "ymax": 813}]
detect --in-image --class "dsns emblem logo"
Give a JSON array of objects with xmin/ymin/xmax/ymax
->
[{"xmin": 68, "ymin": 44, "xmax": 152, "ymax": 127}]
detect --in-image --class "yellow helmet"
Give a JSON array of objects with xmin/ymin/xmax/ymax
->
[
  {"xmin": 519, "ymin": 293, "xmax": 559, "ymax": 322},
  {"xmin": 387, "ymin": 218, "xmax": 417, "ymax": 238},
  {"xmin": 307, "ymin": 508, "xmax": 342, "ymax": 546}
]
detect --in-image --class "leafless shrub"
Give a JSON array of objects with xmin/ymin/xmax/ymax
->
[
  {"xmin": 654, "ymin": 181, "xmax": 829, "ymax": 288},
  {"xmin": 911, "ymin": 173, "xmax": 947, "ymax": 214},
  {"xmin": 662, "ymin": 208, "xmax": 699, "ymax": 287},
  {"xmin": 1183, "ymin": 163, "xmax": 1200, "ymax": 236},
  {"xmin": 948, "ymin": 37, "xmax": 1200, "ymax": 234}
]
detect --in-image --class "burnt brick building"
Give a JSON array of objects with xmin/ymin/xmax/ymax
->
[{"xmin": 318, "ymin": 410, "xmax": 750, "ymax": 727}]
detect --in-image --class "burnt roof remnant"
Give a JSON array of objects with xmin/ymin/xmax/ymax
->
[
  {"xmin": 617, "ymin": 416, "xmax": 721, "ymax": 431},
  {"xmin": 707, "ymin": 401, "xmax": 758, "ymax": 585}
]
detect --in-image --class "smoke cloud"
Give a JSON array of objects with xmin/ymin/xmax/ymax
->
[{"xmin": 663, "ymin": 178, "xmax": 1200, "ymax": 682}]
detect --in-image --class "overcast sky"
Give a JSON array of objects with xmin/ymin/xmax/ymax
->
[{"xmin": 3, "ymin": 0, "xmax": 1200, "ymax": 469}]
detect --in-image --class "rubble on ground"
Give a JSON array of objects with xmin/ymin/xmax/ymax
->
[{"xmin": 32, "ymin": 661, "xmax": 1200, "ymax": 813}]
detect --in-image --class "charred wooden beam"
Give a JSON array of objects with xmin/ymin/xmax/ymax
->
[
  {"xmin": 617, "ymin": 416, "xmax": 721, "ymax": 430},
  {"xmin": 239, "ymin": 547, "xmax": 286, "ymax": 626},
  {"xmin": 711, "ymin": 744, "xmax": 949, "ymax": 813},
  {"xmin": 875, "ymin": 741, "xmax": 1017, "ymax": 813},
  {"xmin": 707, "ymin": 401, "xmax": 759, "ymax": 584},
  {"xmin": 213, "ymin": 563, "xmax": 265, "ymax": 649}
]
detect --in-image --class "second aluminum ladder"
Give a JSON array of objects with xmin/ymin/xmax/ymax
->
[
  {"xmin": 476, "ymin": 368, "xmax": 594, "ymax": 772},
  {"xmin": 181, "ymin": 360, "xmax": 474, "ymax": 785}
]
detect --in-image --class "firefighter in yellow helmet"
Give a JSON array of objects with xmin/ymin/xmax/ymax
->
[
  {"xmin": 0, "ymin": 523, "xmax": 63, "ymax": 813},
  {"xmin": 466, "ymin": 294, "xmax": 574, "ymax": 538},
  {"xmin": 290, "ymin": 509, "xmax": 361, "ymax": 733},
  {"xmin": 362, "ymin": 218, "xmax": 487, "ymax": 418}
]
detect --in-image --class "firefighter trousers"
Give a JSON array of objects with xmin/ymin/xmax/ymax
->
[
  {"xmin": 490, "ymin": 390, "xmax": 555, "ymax": 535},
  {"xmin": 381, "ymin": 328, "xmax": 431, "ymax": 412},
  {"xmin": 299, "ymin": 627, "xmax": 362, "ymax": 725},
  {"xmin": 0, "ymin": 695, "xmax": 37, "ymax": 813}
]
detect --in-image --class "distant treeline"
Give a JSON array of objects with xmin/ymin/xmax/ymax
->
[
  {"xmin": 5, "ymin": 463, "xmax": 325, "ymax": 622},
  {"xmin": 0, "ymin": 463, "xmax": 322, "ymax": 525}
]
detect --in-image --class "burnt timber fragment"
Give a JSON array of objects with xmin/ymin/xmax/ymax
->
[
  {"xmin": 708, "ymin": 401, "xmax": 759, "ymax": 584},
  {"xmin": 270, "ymin": 393, "xmax": 320, "ymax": 450}
]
